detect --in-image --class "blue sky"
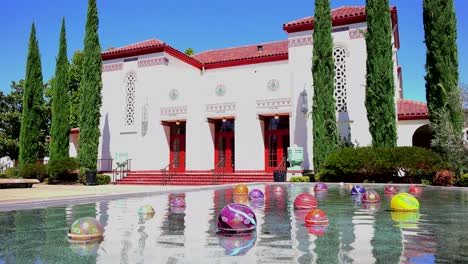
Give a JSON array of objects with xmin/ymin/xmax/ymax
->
[{"xmin": 1, "ymin": 0, "xmax": 467, "ymax": 102}]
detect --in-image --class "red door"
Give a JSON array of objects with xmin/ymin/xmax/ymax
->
[
  {"xmin": 265, "ymin": 116, "xmax": 290, "ymax": 172},
  {"xmin": 170, "ymin": 122, "xmax": 186, "ymax": 172},
  {"xmin": 214, "ymin": 119, "xmax": 235, "ymax": 172}
]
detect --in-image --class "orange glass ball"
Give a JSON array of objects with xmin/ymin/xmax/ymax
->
[
  {"xmin": 234, "ymin": 184, "xmax": 249, "ymax": 195},
  {"xmin": 304, "ymin": 209, "xmax": 329, "ymax": 226}
]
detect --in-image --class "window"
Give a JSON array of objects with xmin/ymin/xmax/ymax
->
[
  {"xmin": 124, "ymin": 72, "xmax": 136, "ymax": 126},
  {"xmin": 333, "ymin": 47, "xmax": 348, "ymax": 112}
]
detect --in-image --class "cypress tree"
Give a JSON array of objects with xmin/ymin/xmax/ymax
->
[
  {"xmin": 364, "ymin": 0, "xmax": 397, "ymax": 147},
  {"xmin": 19, "ymin": 23, "xmax": 45, "ymax": 165},
  {"xmin": 312, "ymin": 0, "xmax": 339, "ymax": 172},
  {"xmin": 423, "ymin": 0, "xmax": 463, "ymax": 141},
  {"xmin": 77, "ymin": 0, "xmax": 103, "ymax": 174},
  {"xmin": 50, "ymin": 18, "xmax": 70, "ymax": 161}
]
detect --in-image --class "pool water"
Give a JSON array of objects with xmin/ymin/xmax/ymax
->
[{"xmin": 1, "ymin": 184, "xmax": 468, "ymax": 263}]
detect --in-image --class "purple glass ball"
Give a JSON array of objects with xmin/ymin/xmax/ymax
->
[
  {"xmin": 248, "ymin": 189, "xmax": 264, "ymax": 200},
  {"xmin": 217, "ymin": 203, "xmax": 257, "ymax": 233},
  {"xmin": 351, "ymin": 185, "xmax": 365, "ymax": 195},
  {"xmin": 170, "ymin": 197, "xmax": 186, "ymax": 207},
  {"xmin": 314, "ymin": 183, "xmax": 328, "ymax": 192}
]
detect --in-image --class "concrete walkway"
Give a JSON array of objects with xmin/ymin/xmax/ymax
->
[{"xmin": 0, "ymin": 183, "xmax": 200, "ymax": 206}]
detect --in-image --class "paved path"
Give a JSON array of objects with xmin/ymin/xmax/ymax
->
[{"xmin": 0, "ymin": 183, "xmax": 200, "ymax": 206}]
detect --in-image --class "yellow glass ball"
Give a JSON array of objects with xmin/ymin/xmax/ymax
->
[{"xmin": 390, "ymin": 193, "xmax": 419, "ymax": 212}]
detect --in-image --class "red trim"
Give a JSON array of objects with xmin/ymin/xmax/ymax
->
[
  {"xmin": 283, "ymin": 15, "xmax": 367, "ymax": 33},
  {"xmin": 169, "ymin": 122, "xmax": 186, "ymax": 172},
  {"xmin": 398, "ymin": 114, "xmax": 429, "ymax": 121},
  {"xmin": 165, "ymin": 46, "xmax": 203, "ymax": 68},
  {"xmin": 102, "ymin": 45, "xmax": 164, "ymax": 61},
  {"xmin": 203, "ymin": 54, "xmax": 288, "ymax": 70},
  {"xmin": 391, "ymin": 7, "xmax": 400, "ymax": 50}
]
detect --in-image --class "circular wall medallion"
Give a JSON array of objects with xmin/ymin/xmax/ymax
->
[
  {"xmin": 215, "ymin": 84, "xmax": 226, "ymax": 97},
  {"xmin": 169, "ymin": 89, "xmax": 179, "ymax": 100},
  {"xmin": 267, "ymin": 79, "xmax": 280, "ymax": 92}
]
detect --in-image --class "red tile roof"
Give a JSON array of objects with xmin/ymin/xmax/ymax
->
[
  {"xmin": 102, "ymin": 39, "xmax": 165, "ymax": 57},
  {"xmin": 192, "ymin": 40, "xmax": 288, "ymax": 67},
  {"xmin": 397, "ymin": 100, "xmax": 429, "ymax": 120},
  {"xmin": 284, "ymin": 6, "xmax": 366, "ymax": 30}
]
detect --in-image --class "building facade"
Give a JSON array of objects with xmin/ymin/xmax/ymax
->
[{"xmin": 69, "ymin": 6, "xmax": 431, "ymax": 173}]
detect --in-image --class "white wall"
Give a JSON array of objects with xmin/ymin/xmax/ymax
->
[{"xmin": 397, "ymin": 119, "xmax": 430, "ymax": 146}]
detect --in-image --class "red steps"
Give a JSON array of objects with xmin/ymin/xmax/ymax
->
[{"xmin": 115, "ymin": 170, "xmax": 274, "ymax": 185}]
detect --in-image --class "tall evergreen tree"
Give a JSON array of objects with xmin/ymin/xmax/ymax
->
[
  {"xmin": 312, "ymin": 0, "xmax": 339, "ymax": 171},
  {"xmin": 18, "ymin": 23, "xmax": 45, "ymax": 165},
  {"xmin": 49, "ymin": 18, "xmax": 70, "ymax": 161},
  {"xmin": 77, "ymin": 0, "xmax": 102, "ymax": 174},
  {"xmin": 364, "ymin": 0, "xmax": 397, "ymax": 147},
  {"xmin": 423, "ymin": 0, "xmax": 463, "ymax": 143}
]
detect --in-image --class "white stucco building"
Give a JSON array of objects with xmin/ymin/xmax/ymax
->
[{"xmin": 70, "ymin": 6, "xmax": 431, "ymax": 176}]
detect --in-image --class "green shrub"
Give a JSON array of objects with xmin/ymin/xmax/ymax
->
[
  {"xmin": 290, "ymin": 176, "xmax": 310, "ymax": 182},
  {"xmin": 421, "ymin": 179, "xmax": 432, "ymax": 185},
  {"xmin": 458, "ymin": 173, "xmax": 468, "ymax": 187},
  {"xmin": 18, "ymin": 164, "xmax": 47, "ymax": 182},
  {"xmin": 96, "ymin": 174, "xmax": 111, "ymax": 185},
  {"xmin": 0, "ymin": 173, "xmax": 6, "ymax": 178},
  {"xmin": 3, "ymin": 168, "xmax": 19, "ymax": 179},
  {"xmin": 316, "ymin": 147, "xmax": 444, "ymax": 183},
  {"xmin": 47, "ymin": 157, "xmax": 79, "ymax": 183}
]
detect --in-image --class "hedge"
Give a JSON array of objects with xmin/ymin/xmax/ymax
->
[
  {"xmin": 96, "ymin": 174, "xmax": 111, "ymax": 185},
  {"xmin": 316, "ymin": 147, "xmax": 444, "ymax": 183},
  {"xmin": 47, "ymin": 157, "xmax": 79, "ymax": 183},
  {"xmin": 290, "ymin": 176, "xmax": 310, "ymax": 182}
]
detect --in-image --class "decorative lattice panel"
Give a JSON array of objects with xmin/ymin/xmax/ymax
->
[
  {"xmin": 124, "ymin": 72, "xmax": 136, "ymax": 126},
  {"xmin": 333, "ymin": 47, "xmax": 348, "ymax": 112}
]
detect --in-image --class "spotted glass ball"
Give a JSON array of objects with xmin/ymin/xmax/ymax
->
[
  {"xmin": 409, "ymin": 185, "xmax": 422, "ymax": 195},
  {"xmin": 217, "ymin": 203, "xmax": 257, "ymax": 233},
  {"xmin": 138, "ymin": 204, "xmax": 155, "ymax": 215},
  {"xmin": 294, "ymin": 193, "xmax": 318, "ymax": 210},
  {"xmin": 362, "ymin": 190, "xmax": 381, "ymax": 203},
  {"xmin": 391, "ymin": 193, "xmax": 420, "ymax": 212},
  {"xmin": 170, "ymin": 197, "xmax": 186, "ymax": 207},
  {"xmin": 218, "ymin": 233, "xmax": 257, "ymax": 256},
  {"xmin": 350, "ymin": 185, "xmax": 365, "ymax": 195},
  {"xmin": 68, "ymin": 217, "xmax": 104, "ymax": 241},
  {"xmin": 304, "ymin": 209, "xmax": 329, "ymax": 226},
  {"xmin": 314, "ymin": 183, "xmax": 328, "ymax": 192},
  {"xmin": 234, "ymin": 184, "xmax": 249, "ymax": 195},
  {"xmin": 248, "ymin": 189, "xmax": 264, "ymax": 200},
  {"xmin": 384, "ymin": 185, "xmax": 399, "ymax": 194}
]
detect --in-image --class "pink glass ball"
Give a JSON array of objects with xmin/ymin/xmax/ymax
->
[
  {"xmin": 217, "ymin": 203, "xmax": 257, "ymax": 233},
  {"xmin": 294, "ymin": 193, "xmax": 318, "ymax": 210},
  {"xmin": 384, "ymin": 185, "xmax": 399, "ymax": 194},
  {"xmin": 409, "ymin": 185, "xmax": 423, "ymax": 195},
  {"xmin": 362, "ymin": 190, "xmax": 381, "ymax": 203}
]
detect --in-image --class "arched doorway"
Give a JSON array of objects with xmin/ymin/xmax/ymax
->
[{"xmin": 412, "ymin": 124, "xmax": 432, "ymax": 149}]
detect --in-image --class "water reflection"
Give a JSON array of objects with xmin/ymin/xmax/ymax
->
[{"xmin": 0, "ymin": 185, "xmax": 467, "ymax": 263}]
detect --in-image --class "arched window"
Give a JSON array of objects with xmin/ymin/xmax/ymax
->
[
  {"xmin": 124, "ymin": 72, "xmax": 136, "ymax": 126},
  {"xmin": 333, "ymin": 47, "xmax": 348, "ymax": 112}
]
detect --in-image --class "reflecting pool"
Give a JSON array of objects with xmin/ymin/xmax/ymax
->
[{"xmin": 0, "ymin": 184, "xmax": 467, "ymax": 263}]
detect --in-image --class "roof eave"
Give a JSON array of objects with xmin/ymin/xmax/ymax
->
[{"xmin": 283, "ymin": 14, "xmax": 367, "ymax": 33}]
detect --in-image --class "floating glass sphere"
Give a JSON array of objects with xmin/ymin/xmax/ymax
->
[
  {"xmin": 350, "ymin": 185, "xmax": 365, "ymax": 195},
  {"xmin": 409, "ymin": 185, "xmax": 423, "ymax": 195},
  {"xmin": 339, "ymin": 182, "xmax": 345, "ymax": 187},
  {"xmin": 314, "ymin": 183, "xmax": 328, "ymax": 192},
  {"xmin": 248, "ymin": 189, "xmax": 264, "ymax": 200},
  {"xmin": 68, "ymin": 217, "xmax": 104, "ymax": 241},
  {"xmin": 234, "ymin": 184, "xmax": 249, "ymax": 195},
  {"xmin": 305, "ymin": 209, "xmax": 329, "ymax": 226},
  {"xmin": 384, "ymin": 185, "xmax": 399, "ymax": 194},
  {"xmin": 217, "ymin": 203, "xmax": 257, "ymax": 233},
  {"xmin": 294, "ymin": 193, "xmax": 318, "ymax": 210},
  {"xmin": 362, "ymin": 190, "xmax": 381, "ymax": 203},
  {"xmin": 390, "ymin": 193, "xmax": 420, "ymax": 211},
  {"xmin": 170, "ymin": 197, "xmax": 186, "ymax": 207},
  {"xmin": 138, "ymin": 204, "xmax": 155, "ymax": 215},
  {"xmin": 249, "ymin": 199, "xmax": 264, "ymax": 209},
  {"xmin": 218, "ymin": 233, "xmax": 257, "ymax": 256},
  {"xmin": 233, "ymin": 194, "xmax": 249, "ymax": 204},
  {"xmin": 347, "ymin": 184, "xmax": 354, "ymax": 191},
  {"xmin": 68, "ymin": 240, "xmax": 101, "ymax": 256}
]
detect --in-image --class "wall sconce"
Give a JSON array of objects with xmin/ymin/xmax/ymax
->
[
  {"xmin": 222, "ymin": 118, "xmax": 227, "ymax": 123},
  {"xmin": 274, "ymin": 114, "xmax": 279, "ymax": 120},
  {"xmin": 300, "ymin": 88, "xmax": 308, "ymax": 115},
  {"xmin": 175, "ymin": 120, "xmax": 180, "ymax": 125}
]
